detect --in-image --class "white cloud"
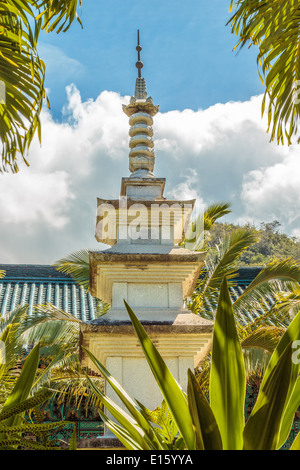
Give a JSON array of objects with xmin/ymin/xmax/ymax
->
[
  {"xmin": 0, "ymin": 86, "xmax": 299, "ymax": 264},
  {"xmin": 0, "ymin": 170, "xmax": 74, "ymax": 228},
  {"xmin": 241, "ymin": 148, "xmax": 300, "ymax": 231}
]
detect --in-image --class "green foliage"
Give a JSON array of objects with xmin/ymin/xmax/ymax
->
[
  {"xmin": 182, "ymin": 202, "xmax": 231, "ymax": 251},
  {"xmin": 0, "ymin": 345, "xmax": 76, "ymax": 449},
  {"xmin": 135, "ymin": 400, "xmax": 181, "ymax": 448},
  {"xmin": 0, "ymin": 0, "xmax": 82, "ymax": 172},
  {"xmin": 35, "ymin": 0, "xmax": 83, "ymax": 33},
  {"xmin": 83, "ymin": 287, "xmax": 300, "ymax": 450},
  {"xmin": 210, "ymin": 278, "xmax": 246, "ymax": 449},
  {"xmin": 207, "ymin": 220, "xmax": 300, "ymax": 266},
  {"xmin": 53, "ymin": 249, "xmax": 110, "ymax": 316},
  {"xmin": 228, "ymin": 0, "xmax": 300, "ymax": 145},
  {"xmin": 0, "ymin": 0, "xmax": 46, "ymax": 172}
]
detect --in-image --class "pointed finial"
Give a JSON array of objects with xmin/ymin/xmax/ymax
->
[{"xmin": 136, "ymin": 29, "xmax": 143, "ymax": 78}]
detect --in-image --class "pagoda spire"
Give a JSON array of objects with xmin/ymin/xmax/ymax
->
[{"xmin": 122, "ymin": 30, "xmax": 159, "ymax": 178}]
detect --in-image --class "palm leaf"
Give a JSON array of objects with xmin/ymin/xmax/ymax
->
[
  {"xmin": 233, "ymin": 258, "xmax": 300, "ymax": 326},
  {"xmin": 228, "ymin": 0, "xmax": 300, "ymax": 145},
  {"xmin": 35, "ymin": 0, "xmax": 83, "ymax": 33},
  {"xmin": 203, "ymin": 202, "xmax": 232, "ymax": 231},
  {"xmin": 183, "ymin": 202, "xmax": 231, "ymax": 251},
  {"xmin": 189, "ymin": 228, "xmax": 260, "ymax": 317},
  {"xmin": 0, "ymin": 0, "xmax": 46, "ymax": 172},
  {"xmin": 53, "ymin": 249, "xmax": 90, "ymax": 292},
  {"xmin": 240, "ymin": 326, "xmax": 284, "ymax": 355}
]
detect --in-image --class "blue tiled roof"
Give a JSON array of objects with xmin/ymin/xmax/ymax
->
[{"xmin": 0, "ymin": 264, "xmax": 97, "ymax": 322}]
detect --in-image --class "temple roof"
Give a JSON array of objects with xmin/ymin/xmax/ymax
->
[
  {"xmin": 0, "ymin": 264, "xmax": 97, "ymax": 321},
  {"xmin": 0, "ymin": 264, "xmax": 262, "ymax": 321}
]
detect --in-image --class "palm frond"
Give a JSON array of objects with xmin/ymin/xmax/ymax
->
[
  {"xmin": 203, "ymin": 202, "xmax": 232, "ymax": 231},
  {"xmin": 34, "ymin": 0, "xmax": 83, "ymax": 33},
  {"xmin": 240, "ymin": 326, "xmax": 285, "ymax": 354},
  {"xmin": 228, "ymin": 0, "xmax": 300, "ymax": 145},
  {"xmin": 183, "ymin": 202, "xmax": 231, "ymax": 250},
  {"xmin": 0, "ymin": 305, "xmax": 29, "ymax": 398},
  {"xmin": 233, "ymin": 258, "xmax": 300, "ymax": 326},
  {"xmin": 53, "ymin": 249, "xmax": 90, "ymax": 292},
  {"xmin": 189, "ymin": 228, "xmax": 260, "ymax": 316},
  {"xmin": 0, "ymin": 0, "xmax": 47, "ymax": 172},
  {"xmin": 53, "ymin": 249, "xmax": 110, "ymax": 316},
  {"xmin": 267, "ymin": 283, "xmax": 300, "ymax": 320}
]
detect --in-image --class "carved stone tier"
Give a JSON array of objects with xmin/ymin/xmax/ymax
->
[
  {"xmin": 89, "ymin": 249, "xmax": 206, "ymax": 307},
  {"xmin": 123, "ymin": 94, "xmax": 159, "ymax": 177},
  {"xmin": 95, "ymin": 198, "xmax": 196, "ymax": 246}
]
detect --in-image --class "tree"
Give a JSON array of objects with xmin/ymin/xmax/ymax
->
[
  {"xmin": 0, "ymin": 0, "xmax": 82, "ymax": 173},
  {"xmin": 207, "ymin": 220, "xmax": 300, "ymax": 266},
  {"xmin": 228, "ymin": 0, "xmax": 300, "ymax": 145}
]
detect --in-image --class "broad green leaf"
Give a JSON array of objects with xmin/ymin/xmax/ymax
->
[
  {"xmin": 124, "ymin": 300, "xmax": 196, "ymax": 450},
  {"xmin": 187, "ymin": 369, "xmax": 223, "ymax": 450},
  {"xmin": 1, "ymin": 343, "xmax": 40, "ymax": 427},
  {"xmin": 256, "ymin": 307, "xmax": 300, "ymax": 441},
  {"xmin": 210, "ymin": 277, "xmax": 246, "ymax": 450},
  {"xmin": 243, "ymin": 342, "xmax": 293, "ymax": 450},
  {"xmin": 290, "ymin": 428, "xmax": 300, "ymax": 450},
  {"xmin": 277, "ymin": 375, "xmax": 300, "ymax": 448}
]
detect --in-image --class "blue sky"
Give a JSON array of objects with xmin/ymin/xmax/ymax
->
[
  {"xmin": 1, "ymin": 0, "xmax": 300, "ymax": 264},
  {"xmin": 38, "ymin": 0, "xmax": 263, "ymax": 117}
]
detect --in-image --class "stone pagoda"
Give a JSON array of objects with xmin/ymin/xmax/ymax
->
[{"xmin": 80, "ymin": 32, "xmax": 213, "ymax": 432}]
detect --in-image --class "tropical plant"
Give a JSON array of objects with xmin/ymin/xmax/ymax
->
[
  {"xmin": 0, "ymin": 0, "xmax": 82, "ymax": 173},
  {"xmin": 18, "ymin": 303, "xmax": 104, "ymax": 409},
  {"xmin": 135, "ymin": 400, "xmax": 180, "ymax": 448},
  {"xmin": 0, "ymin": 273, "xmax": 102, "ymax": 425},
  {"xmin": 0, "ymin": 344, "xmax": 76, "ymax": 450},
  {"xmin": 189, "ymin": 227, "xmax": 300, "ymax": 328},
  {"xmin": 0, "ymin": 1, "xmax": 46, "ymax": 173},
  {"xmin": 53, "ymin": 249, "xmax": 110, "ymax": 315},
  {"xmin": 188, "ymin": 225, "xmax": 300, "ymax": 391},
  {"xmin": 181, "ymin": 202, "xmax": 231, "ymax": 251},
  {"xmin": 82, "ymin": 281, "xmax": 300, "ymax": 450},
  {"xmin": 228, "ymin": 0, "xmax": 300, "ymax": 145},
  {"xmin": 0, "ymin": 304, "xmax": 32, "ymax": 404}
]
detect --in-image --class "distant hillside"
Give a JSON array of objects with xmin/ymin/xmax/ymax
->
[{"xmin": 206, "ymin": 220, "xmax": 300, "ymax": 266}]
